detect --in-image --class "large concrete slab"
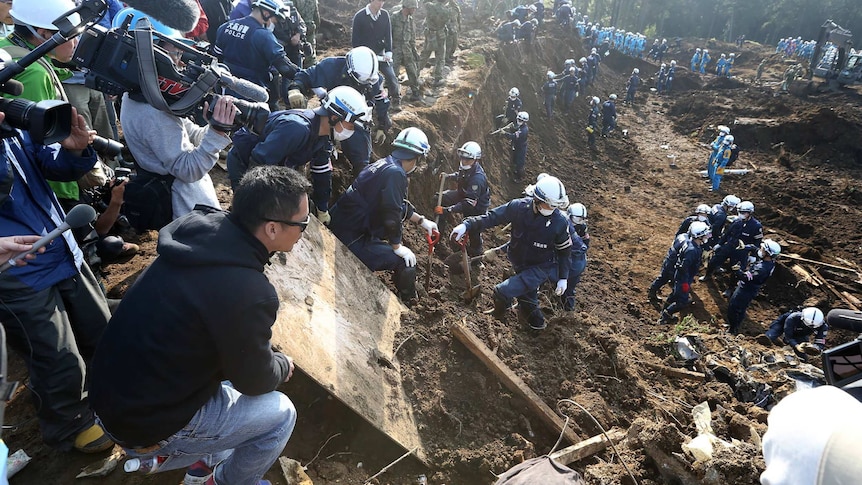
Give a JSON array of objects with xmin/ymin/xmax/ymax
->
[{"xmin": 265, "ymin": 218, "xmax": 427, "ymax": 464}]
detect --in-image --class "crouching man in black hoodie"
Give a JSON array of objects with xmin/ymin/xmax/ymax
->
[{"xmin": 89, "ymin": 166, "xmax": 310, "ymax": 485}]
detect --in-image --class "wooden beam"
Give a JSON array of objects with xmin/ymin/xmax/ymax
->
[
  {"xmin": 642, "ymin": 362, "xmax": 706, "ymax": 381},
  {"xmin": 450, "ymin": 322, "xmax": 581, "ymax": 444},
  {"xmin": 783, "ymin": 253, "xmax": 860, "ymax": 275},
  {"xmin": 811, "ymin": 267, "xmax": 861, "ymax": 311},
  {"xmin": 790, "ymin": 264, "xmax": 820, "ymax": 287},
  {"xmin": 549, "ymin": 429, "xmax": 626, "ymax": 465},
  {"xmin": 842, "ymin": 292, "xmax": 862, "ymax": 308}
]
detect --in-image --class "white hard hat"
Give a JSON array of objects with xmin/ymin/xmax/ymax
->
[
  {"xmin": 346, "ymin": 46, "xmax": 380, "ymax": 86},
  {"xmin": 567, "ymin": 203, "xmax": 587, "ymax": 223},
  {"xmin": 457, "ymin": 141, "xmax": 482, "ymax": 160},
  {"xmin": 689, "ymin": 221, "xmax": 711, "ymax": 239},
  {"xmin": 737, "ymin": 200, "xmax": 755, "ymax": 214},
  {"xmin": 760, "ymin": 239, "xmax": 781, "ymax": 257},
  {"xmin": 718, "ymin": 125, "xmax": 731, "ymax": 135},
  {"xmin": 321, "ymin": 86, "xmax": 373, "ymax": 125},
  {"xmin": 392, "ymin": 127, "xmax": 431, "ymax": 157},
  {"xmin": 609, "ymin": 93, "xmax": 617, "ymax": 100},
  {"xmin": 722, "ymin": 194, "xmax": 741, "ymax": 208},
  {"xmin": 801, "ymin": 307, "xmax": 825, "ymax": 328},
  {"xmin": 547, "ymin": 70, "xmax": 555, "ymax": 79},
  {"xmin": 517, "ymin": 111, "xmax": 529, "ymax": 123},
  {"xmin": 530, "ymin": 175, "xmax": 568, "ymax": 209},
  {"xmin": 11, "ymin": 0, "xmax": 80, "ymax": 30},
  {"xmin": 508, "ymin": 87, "xmax": 520, "ymax": 98},
  {"xmin": 633, "ymin": 68, "xmax": 639, "ymax": 74}
]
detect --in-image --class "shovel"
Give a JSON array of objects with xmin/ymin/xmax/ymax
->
[
  {"xmin": 423, "ymin": 229, "xmax": 440, "ymax": 292},
  {"xmin": 459, "ymin": 237, "xmax": 481, "ymax": 301}
]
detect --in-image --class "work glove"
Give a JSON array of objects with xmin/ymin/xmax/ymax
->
[
  {"xmin": 419, "ymin": 217, "xmax": 438, "ymax": 236},
  {"xmin": 287, "ymin": 89, "xmax": 307, "ymax": 109},
  {"xmin": 393, "ymin": 245, "xmax": 416, "ymax": 267},
  {"xmin": 316, "ymin": 209, "xmax": 331, "ymax": 225},
  {"xmin": 383, "ymin": 51, "xmax": 393, "ymax": 63},
  {"xmin": 373, "ymin": 129, "xmax": 386, "ymax": 144},
  {"xmin": 797, "ymin": 342, "xmax": 822, "ymax": 356},
  {"xmin": 451, "ymin": 223, "xmax": 467, "ymax": 242},
  {"xmin": 434, "ymin": 205, "xmax": 445, "ymax": 215},
  {"xmin": 483, "ymin": 247, "xmax": 498, "ymax": 262},
  {"xmin": 554, "ymin": 279, "xmax": 568, "ymax": 296},
  {"xmin": 681, "ymin": 282, "xmax": 690, "ymax": 293}
]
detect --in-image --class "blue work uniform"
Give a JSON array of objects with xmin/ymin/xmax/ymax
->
[
  {"xmin": 705, "ymin": 215, "xmax": 763, "ymax": 276},
  {"xmin": 226, "ymin": 109, "xmax": 334, "ymax": 211},
  {"xmin": 765, "ymin": 311, "xmax": 828, "ymax": 349},
  {"xmin": 558, "ymin": 73, "xmax": 578, "ymax": 111},
  {"xmin": 440, "ymin": 163, "xmax": 490, "ymax": 255},
  {"xmin": 666, "ymin": 65, "xmax": 675, "ymax": 93},
  {"xmin": 214, "ymin": 16, "xmax": 296, "ymax": 88},
  {"xmin": 504, "ymin": 96, "xmax": 522, "ymax": 124},
  {"xmin": 727, "ymin": 258, "xmax": 775, "ymax": 334},
  {"xmin": 625, "ymin": 73, "xmax": 639, "ymax": 103},
  {"xmin": 562, "ymin": 219, "xmax": 589, "ymax": 311},
  {"xmin": 586, "ymin": 106, "xmax": 598, "ymax": 148},
  {"xmin": 649, "ymin": 233, "xmax": 689, "ymax": 296},
  {"xmin": 708, "ymin": 204, "xmax": 729, "ymax": 244},
  {"xmin": 706, "ymin": 133, "xmax": 727, "ymax": 180},
  {"xmin": 690, "ymin": 52, "xmax": 701, "ymax": 71},
  {"xmin": 601, "ymin": 99, "xmax": 616, "ymax": 136},
  {"xmin": 700, "ymin": 51, "xmax": 710, "ymax": 73},
  {"xmin": 504, "ymin": 122, "xmax": 529, "ymax": 177},
  {"xmin": 541, "ymin": 78, "xmax": 558, "ymax": 119},
  {"xmin": 711, "ymin": 143, "xmax": 733, "ymax": 191},
  {"xmin": 656, "ymin": 67, "xmax": 668, "ymax": 94},
  {"xmin": 463, "ymin": 198, "xmax": 573, "ymax": 330},
  {"xmin": 663, "ymin": 239, "xmax": 703, "ymax": 318},
  {"xmin": 292, "ymin": 56, "xmax": 391, "ymax": 174}
]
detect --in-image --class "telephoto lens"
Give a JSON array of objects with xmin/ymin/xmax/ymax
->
[
  {"xmin": 0, "ymin": 98, "xmax": 71, "ymax": 144},
  {"xmin": 91, "ymin": 136, "xmax": 124, "ymax": 157}
]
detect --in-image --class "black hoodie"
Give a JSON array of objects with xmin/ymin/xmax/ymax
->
[{"xmin": 90, "ymin": 207, "xmax": 291, "ymax": 446}]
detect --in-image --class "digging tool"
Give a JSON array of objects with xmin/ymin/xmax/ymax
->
[
  {"xmin": 459, "ymin": 237, "xmax": 481, "ymax": 301},
  {"xmin": 467, "ymin": 243, "xmax": 508, "ymax": 264},
  {"xmin": 423, "ymin": 229, "xmax": 441, "ymax": 292},
  {"xmin": 489, "ymin": 122, "xmax": 514, "ymax": 136}
]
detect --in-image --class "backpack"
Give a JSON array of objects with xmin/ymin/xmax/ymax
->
[{"xmin": 122, "ymin": 165, "xmax": 175, "ymax": 232}]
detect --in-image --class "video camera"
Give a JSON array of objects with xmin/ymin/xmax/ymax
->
[
  {"xmin": 821, "ymin": 310, "xmax": 862, "ymax": 400},
  {"xmin": 74, "ymin": 12, "xmax": 269, "ymax": 135}
]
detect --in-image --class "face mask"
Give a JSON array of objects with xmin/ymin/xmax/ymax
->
[
  {"xmin": 757, "ymin": 249, "xmax": 764, "ymax": 259},
  {"xmin": 538, "ymin": 207, "xmax": 554, "ymax": 216},
  {"xmin": 332, "ymin": 123, "xmax": 354, "ymax": 141},
  {"xmin": 459, "ymin": 163, "xmax": 473, "ymax": 170},
  {"xmin": 266, "ymin": 21, "xmax": 276, "ymax": 32}
]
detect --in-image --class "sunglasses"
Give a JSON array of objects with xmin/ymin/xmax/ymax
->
[{"xmin": 271, "ymin": 214, "xmax": 310, "ymax": 232}]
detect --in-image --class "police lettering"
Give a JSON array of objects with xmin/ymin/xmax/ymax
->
[{"xmin": 533, "ymin": 242, "xmax": 548, "ymax": 249}]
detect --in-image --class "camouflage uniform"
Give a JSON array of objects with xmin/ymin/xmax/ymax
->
[
  {"xmin": 293, "ymin": 0, "xmax": 320, "ymax": 66},
  {"xmin": 444, "ymin": 0, "xmax": 461, "ymax": 64},
  {"xmin": 420, "ymin": 0, "xmax": 449, "ymax": 85},
  {"xmin": 391, "ymin": 0, "xmax": 422, "ymax": 100}
]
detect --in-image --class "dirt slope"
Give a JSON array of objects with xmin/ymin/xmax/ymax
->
[{"xmin": 4, "ymin": 13, "xmax": 862, "ymax": 485}]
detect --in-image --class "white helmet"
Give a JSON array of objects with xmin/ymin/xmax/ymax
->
[
  {"xmin": 730, "ymin": 53, "xmax": 736, "ymax": 58},
  {"xmin": 696, "ymin": 204, "xmax": 711, "ymax": 215},
  {"xmin": 591, "ymin": 96, "xmax": 600, "ymax": 105},
  {"xmin": 609, "ymin": 93, "xmax": 617, "ymax": 100},
  {"xmin": 718, "ymin": 125, "xmax": 731, "ymax": 135},
  {"xmin": 703, "ymin": 49, "xmax": 709, "ymax": 53},
  {"xmin": 517, "ymin": 111, "xmax": 529, "ymax": 123},
  {"xmin": 567, "ymin": 203, "xmax": 587, "ymax": 223},
  {"xmin": 632, "ymin": 68, "xmax": 639, "ymax": 74},
  {"xmin": 722, "ymin": 194, "xmax": 741, "ymax": 208},
  {"xmin": 564, "ymin": 58, "xmax": 575, "ymax": 68},
  {"xmin": 457, "ymin": 141, "xmax": 482, "ymax": 160},
  {"xmin": 591, "ymin": 47, "xmax": 597, "ymax": 54},
  {"xmin": 321, "ymin": 86, "xmax": 373, "ymax": 125},
  {"xmin": 346, "ymin": 46, "xmax": 380, "ymax": 86},
  {"xmin": 670, "ymin": 60, "xmax": 677, "ymax": 66},
  {"xmin": 801, "ymin": 307, "xmax": 825, "ymax": 328},
  {"xmin": 760, "ymin": 239, "xmax": 781, "ymax": 258},
  {"xmin": 720, "ymin": 53, "xmax": 726, "ymax": 58},
  {"xmin": 508, "ymin": 87, "xmax": 520, "ymax": 98},
  {"xmin": 547, "ymin": 70, "xmax": 555, "ymax": 79},
  {"xmin": 696, "ymin": 47, "xmax": 702, "ymax": 52},
  {"xmin": 723, "ymin": 134, "xmax": 735, "ymax": 144},
  {"xmin": 392, "ymin": 127, "xmax": 430, "ymax": 157},
  {"xmin": 737, "ymin": 200, "xmax": 755, "ymax": 215},
  {"xmin": 688, "ymin": 221, "xmax": 711, "ymax": 239},
  {"xmin": 531, "ymin": 175, "xmax": 568, "ymax": 209},
  {"xmin": 661, "ymin": 63, "xmax": 667, "ymax": 69},
  {"xmin": 11, "ymin": 0, "xmax": 80, "ymax": 29}
]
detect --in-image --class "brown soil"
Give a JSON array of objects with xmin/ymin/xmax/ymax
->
[{"xmin": 5, "ymin": 12, "xmax": 862, "ymax": 485}]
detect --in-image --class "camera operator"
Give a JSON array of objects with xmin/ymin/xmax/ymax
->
[
  {"xmin": 77, "ymin": 172, "xmax": 139, "ymax": 267},
  {"xmin": 0, "ymin": 0, "xmax": 85, "ymax": 206},
  {"xmin": 0, "ymin": 104, "xmax": 115, "ymax": 453},
  {"xmin": 118, "ymin": 10, "xmax": 237, "ymax": 221},
  {"xmin": 214, "ymin": 0, "xmax": 300, "ymax": 105}
]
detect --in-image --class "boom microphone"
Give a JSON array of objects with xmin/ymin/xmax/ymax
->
[
  {"xmin": 219, "ymin": 73, "xmax": 270, "ymax": 103},
  {"xmin": 122, "ymin": 0, "xmax": 201, "ymax": 33},
  {"xmin": 0, "ymin": 204, "xmax": 97, "ymax": 273}
]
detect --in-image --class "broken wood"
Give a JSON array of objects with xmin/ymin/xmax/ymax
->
[
  {"xmin": 643, "ymin": 443, "xmax": 701, "ymax": 485},
  {"xmin": 549, "ymin": 429, "xmax": 626, "ymax": 465},
  {"xmin": 643, "ymin": 362, "xmax": 707, "ymax": 381},
  {"xmin": 783, "ymin": 253, "xmax": 860, "ymax": 275},
  {"xmin": 811, "ymin": 267, "xmax": 861, "ymax": 311},
  {"xmin": 842, "ymin": 292, "xmax": 862, "ymax": 308},
  {"xmin": 450, "ymin": 321, "xmax": 581, "ymax": 444},
  {"xmin": 790, "ymin": 264, "xmax": 821, "ymax": 287}
]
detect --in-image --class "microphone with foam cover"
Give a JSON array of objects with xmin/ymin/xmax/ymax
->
[
  {"xmin": 122, "ymin": 0, "xmax": 201, "ymax": 33},
  {"xmin": 0, "ymin": 204, "xmax": 97, "ymax": 273},
  {"xmin": 219, "ymin": 73, "xmax": 270, "ymax": 103}
]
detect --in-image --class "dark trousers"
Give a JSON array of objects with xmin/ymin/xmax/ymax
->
[
  {"xmin": 439, "ymin": 190, "xmax": 484, "ymax": 256},
  {"xmin": 727, "ymin": 286, "xmax": 757, "ymax": 334},
  {"xmin": 0, "ymin": 264, "xmax": 110, "ymax": 449}
]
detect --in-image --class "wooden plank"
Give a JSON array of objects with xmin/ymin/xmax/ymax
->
[
  {"xmin": 783, "ymin": 253, "xmax": 860, "ymax": 274},
  {"xmin": 266, "ymin": 217, "xmax": 428, "ymax": 464},
  {"xmin": 810, "ymin": 267, "xmax": 861, "ymax": 311},
  {"xmin": 791, "ymin": 264, "xmax": 820, "ymax": 287},
  {"xmin": 450, "ymin": 322, "xmax": 581, "ymax": 445},
  {"xmin": 643, "ymin": 362, "xmax": 706, "ymax": 381},
  {"xmin": 842, "ymin": 292, "xmax": 862, "ymax": 307},
  {"xmin": 549, "ymin": 429, "xmax": 626, "ymax": 465}
]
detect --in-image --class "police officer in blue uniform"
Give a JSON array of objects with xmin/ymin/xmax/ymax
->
[
  {"xmin": 658, "ymin": 221, "xmax": 711, "ymax": 324},
  {"xmin": 541, "ymin": 71, "xmax": 558, "ymax": 119},
  {"xmin": 676, "ymin": 204, "xmax": 712, "ymax": 236},
  {"xmin": 287, "ymin": 46, "xmax": 391, "ymax": 175},
  {"xmin": 562, "ymin": 203, "xmax": 589, "ymax": 311},
  {"xmin": 558, "ymin": 67, "xmax": 578, "ymax": 113},
  {"xmin": 502, "ymin": 111, "xmax": 529, "ymax": 180},
  {"xmin": 726, "ymin": 239, "xmax": 779, "ymax": 334},
  {"xmin": 708, "ymin": 194, "xmax": 740, "ymax": 244},
  {"xmin": 434, "ymin": 141, "xmax": 490, "ymax": 256},
  {"xmin": 328, "ymin": 127, "xmax": 438, "ymax": 304},
  {"xmin": 214, "ymin": 0, "xmax": 300, "ymax": 102},
  {"xmin": 625, "ymin": 68, "xmax": 640, "ymax": 105},
  {"xmin": 451, "ymin": 174, "xmax": 572, "ymax": 330},
  {"xmin": 225, "ymin": 86, "xmax": 371, "ymax": 224},
  {"xmin": 760, "ymin": 307, "xmax": 827, "ymax": 356},
  {"xmin": 600, "ymin": 94, "xmax": 617, "ymax": 136},
  {"xmin": 648, "ymin": 231, "xmax": 691, "ymax": 302},
  {"xmin": 702, "ymin": 200, "xmax": 762, "ymax": 279}
]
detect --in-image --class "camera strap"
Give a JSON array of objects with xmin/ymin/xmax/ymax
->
[{"xmin": 133, "ymin": 19, "xmax": 220, "ymax": 116}]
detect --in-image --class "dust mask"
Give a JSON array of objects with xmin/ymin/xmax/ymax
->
[
  {"xmin": 459, "ymin": 162, "xmax": 473, "ymax": 170},
  {"xmin": 267, "ymin": 22, "xmax": 276, "ymax": 32},
  {"xmin": 757, "ymin": 249, "xmax": 765, "ymax": 259},
  {"xmin": 538, "ymin": 207, "xmax": 554, "ymax": 216},
  {"xmin": 333, "ymin": 122, "xmax": 354, "ymax": 141}
]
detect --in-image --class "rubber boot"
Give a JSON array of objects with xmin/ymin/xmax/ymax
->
[{"xmin": 491, "ymin": 290, "xmax": 510, "ymax": 318}]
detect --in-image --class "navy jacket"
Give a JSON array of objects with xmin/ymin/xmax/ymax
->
[
  {"xmin": 449, "ymin": 163, "xmax": 491, "ymax": 215},
  {"xmin": 736, "ymin": 258, "xmax": 775, "ymax": 292},
  {"xmin": 329, "ymin": 156, "xmax": 414, "ymax": 245},
  {"xmin": 464, "ymin": 198, "xmax": 572, "ymax": 278},
  {"xmin": 351, "ymin": 6, "xmax": 392, "ymax": 54},
  {"xmin": 214, "ymin": 16, "xmax": 288, "ymax": 86},
  {"xmin": 674, "ymin": 239, "xmax": 703, "ymax": 287},
  {"xmin": 718, "ymin": 216, "xmax": 763, "ymax": 248},
  {"xmin": 504, "ymin": 97, "xmax": 522, "ymax": 122},
  {"xmin": 601, "ymin": 100, "xmax": 616, "ymax": 120},
  {"xmin": 772, "ymin": 311, "xmax": 828, "ymax": 348},
  {"xmin": 0, "ymin": 135, "xmax": 96, "ymax": 291},
  {"xmin": 229, "ymin": 109, "xmax": 333, "ymax": 211},
  {"xmin": 505, "ymin": 123, "xmax": 529, "ymax": 152}
]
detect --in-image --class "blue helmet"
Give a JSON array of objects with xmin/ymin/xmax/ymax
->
[{"xmin": 112, "ymin": 8, "xmax": 182, "ymax": 38}]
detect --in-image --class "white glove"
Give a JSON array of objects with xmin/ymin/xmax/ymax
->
[
  {"xmin": 383, "ymin": 51, "xmax": 393, "ymax": 63},
  {"xmin": 554, "ymin": 279, "xmax": 568, "ymax": 296},
  {"xmin": 419, "ymin": 217, "xmax": 438, "ymax": 236},
  {"xmin": 316, "ymin": 209, "xmax": 330, "ymax": 225},
  {"xmin": 451, "ymin": 223, "xmax": 467, "ymax": 242},
  {"xmin": 393, "ymin": 245, "xmax": 416, "ymax": 267}
]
